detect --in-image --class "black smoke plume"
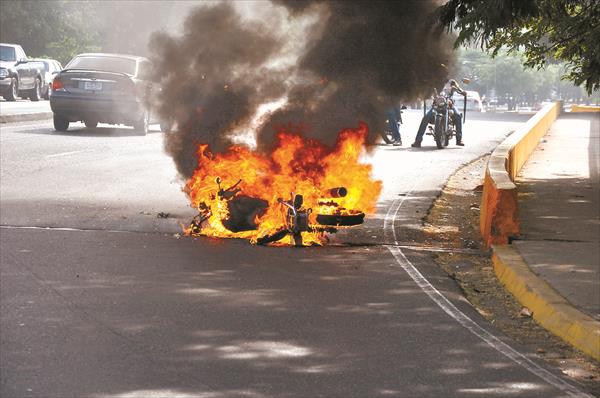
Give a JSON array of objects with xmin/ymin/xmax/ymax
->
[{"xmin": 150, "ymin": 1, "xmax": 454, "ymax": 178}]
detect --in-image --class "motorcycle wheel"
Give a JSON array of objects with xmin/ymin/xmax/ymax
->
[
  {"xmin": 256, "ymin": 229, "xmax": 289, "ymax": 245},
  {"xmin": 434, "ymin": 117, "xmax": 444, "ymax": 149},
  {"xmin": 444, "ymin": 132, "xmax": 450, "ymax": 147},
  {"xmin": 381, "ymin": 130, "xmax": 395, "ymax": 144}
]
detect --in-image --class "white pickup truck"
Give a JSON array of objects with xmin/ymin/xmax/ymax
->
[{"xmin": 0, "ymin": 43, "xmax": 44, "ymax": 101}]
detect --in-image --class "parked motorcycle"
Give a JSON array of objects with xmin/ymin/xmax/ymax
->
[{"xmin": 380, "ymin": 105, "xmax": 407, "ymax": 144}]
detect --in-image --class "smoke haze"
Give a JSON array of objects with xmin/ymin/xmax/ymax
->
[{"xmin": 149, "ymin": 0, "xmax": 454, "ymax": 178}]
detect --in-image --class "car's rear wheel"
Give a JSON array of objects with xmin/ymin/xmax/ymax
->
[
  {"xmin": 133, "ymin": 110, "xmax": 149, "ymax": 135},
  {"xmin": 53, "ymin": 114, "xmax": 69, "ymax": 132},
  {"xmin": 84, "ymin": 119, "xmax": 98, "ymax": 129},
  {"xmin": 5, "ymin": 78, "xmax": 18, "ymax": 101},
  {"xmin": 29, "ymin": 78, "xmax": 41, "ymax": 101}
]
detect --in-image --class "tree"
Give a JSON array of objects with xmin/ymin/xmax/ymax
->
[
  {"xmin": 437, "ymin": 0, "xmax": 600, "ymax": 94},
  {"xmin": 0, "ymin": 0, "xmax": 100, "ymax": 64}
]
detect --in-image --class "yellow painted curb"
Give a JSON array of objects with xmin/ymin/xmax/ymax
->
[
  {"xmin": 571, "ymin": 104, "xmax": 600, "ymax": 113},
  {"xmin": 491, "ymin": 245, "xmax": 600, "ymax": 361}
]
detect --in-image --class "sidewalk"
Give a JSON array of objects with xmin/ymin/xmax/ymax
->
[
  {"xmin": 0, "ymin": 100, "xmax": 52, "ymax": 123},
  {"xmin": 514, "ymin": 112, "xmax": 600, "ymax": 324}
]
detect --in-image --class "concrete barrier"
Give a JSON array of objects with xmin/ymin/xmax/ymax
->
[
  {"xmin": 480, "ymin": 103, "xmax": 600, "ymax": 360},
  {"xmin": 480, "ymin": 102, "xmax": 560, "ymax": 246},
  {"xmin": 571, "ymin": 104, "xmax": 600, "ymax": 113}
]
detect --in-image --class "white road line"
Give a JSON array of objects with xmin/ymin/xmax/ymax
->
[
  {"xmin": 0, "ymin": 225, "xmax": 133, "ymax": 234},
  {"xmin": 383, "ymin": 182, "xmax": 590, "ymax": 397},
  {"xmin": 45, "ymin": 149, "xmax": 91, "ymax": 159}
]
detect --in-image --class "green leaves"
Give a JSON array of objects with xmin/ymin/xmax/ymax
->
[{"xmin": 437, "ymin": 0, "xmax": 600, "ymax": 94}]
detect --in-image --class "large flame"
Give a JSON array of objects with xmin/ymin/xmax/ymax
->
[{"xmin": 184, "ymin": 123, "xmax": 382, "ymax": 246}]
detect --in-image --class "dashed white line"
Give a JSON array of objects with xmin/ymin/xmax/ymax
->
[{"xmin": 45, "ymin": 149, "xmax": 91, "ymax": 159}]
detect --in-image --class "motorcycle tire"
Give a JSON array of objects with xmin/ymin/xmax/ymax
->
[
  {"xmin": 444, "ymin": 133, "xmax": 450, "ymax": 147},
  {"xmin": 316, "ymin": 212, "xmax": 365, "ymax": 226},
  {"xmin": 255, "ymin": 229, "xmax": 289, "ymax": 245},
  {"xmin": 434, "ymin": 117, "xmax": 444, "ymax": 149},
  {"xmin": 381, "ymin": 130, "xmax": 395, "ymax": 144}
]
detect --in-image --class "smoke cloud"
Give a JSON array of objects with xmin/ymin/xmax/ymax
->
[{"xmin": 149, "ymin": 1, "xmax": 454, "ymax": 178}]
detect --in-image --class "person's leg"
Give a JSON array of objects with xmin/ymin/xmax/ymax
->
[
  {"xmin": 412, "ymin": 109, "xmax": 433, "ymax": 147},
  {"xmin": 387, "ymin": 113, "xmax": 401, "ymax": 142},
  {"xmin": 452, "ymin": 108, "xmax": 464, "ymax": 145}
]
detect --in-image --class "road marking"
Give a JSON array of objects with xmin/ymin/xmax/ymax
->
[
  {"xmin": 45, "ymin": 149, "xmax": 91, "ymax": 159},
  {"xmin": 383, "ymin": 182, "xmax": 590, "ymax": 397},
  {"xmin": 0, "ymin": 225, "xmax": 132, "ymax": 234}
]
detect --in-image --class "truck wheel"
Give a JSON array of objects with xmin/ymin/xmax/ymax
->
[
  {"xmin": 5, "ymin": 78, "xmax": 18, "ymax": 101},
  {"xmin": 29, "ymin": 78, "xmax": 41, "ymax": 101},
  {"xmin": 53, "ymin": 114, "xmax": 69, "ymax": 132}
]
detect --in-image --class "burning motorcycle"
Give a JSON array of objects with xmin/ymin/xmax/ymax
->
[
  {"xmin": 188, "ymin": 178, "xmax": 365, "ymax": 247},
  {"xmin": 184, "ymin": 124, "xmax": 381, "ymax": 247}
]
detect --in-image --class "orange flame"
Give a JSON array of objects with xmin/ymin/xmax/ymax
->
[{"xmin": 184, "ymin": 122, "xmax": 382, "ymax": 245}]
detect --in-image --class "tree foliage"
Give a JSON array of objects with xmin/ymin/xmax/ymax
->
[
  {"xmin": 0, "ymin": 1, "xmax": 193, "ymax": 64},
  {"xmin": 456, "ymin": 48, "xmax": 593, "ymax": 103},
  {"xmin": 437, "ymin": 0, "xmax": 600, "ymax": 94},
  {"xmin": 0, "ymin": 0, "xmax": 100, "ymax": 64}
]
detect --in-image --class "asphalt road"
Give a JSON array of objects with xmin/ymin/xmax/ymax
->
[{"xmin": 1, "ymin": 112, "xmax": 591, "ymax": 398}]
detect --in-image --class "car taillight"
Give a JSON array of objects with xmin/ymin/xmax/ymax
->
[{"xmin": 52, "ymin": 78, "xmax": 64, "ymax": 91}]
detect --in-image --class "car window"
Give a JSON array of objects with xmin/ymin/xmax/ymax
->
[
  {"xmin": 15, "ymin": 46, "xmax": 26, "ymax": 60},
  {"xmin": 42, "ymin": 61, "xmax": 50, "ymax": 72},
  {"xmin": 65, "ymin": 56, "xmax": 137, "ymax": 75},
  {"xmin": 0, "ymin": 45, "xmax": 16, "ymax": 62},
  {"xmin": 55, "ymin": 61, "xmax": 63, "ymax": 71}
]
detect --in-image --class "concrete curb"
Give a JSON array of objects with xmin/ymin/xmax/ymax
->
[
  {"xmin": 491, "ymin": 245, "xmax": 600, "ymax": 361},
  {"xmin": 0, "ymin": 112, "xmax": 53, "ymax": 124}
]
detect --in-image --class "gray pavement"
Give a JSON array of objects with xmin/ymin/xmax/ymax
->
[
  {"xmin": 515, "ymin": 112, "xmax": 600, "ymax": 321},
  {"xmin": 1, "ymin": 113, "xmax": 591, "ymax": 397}
]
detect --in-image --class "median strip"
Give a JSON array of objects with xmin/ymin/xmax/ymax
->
[{"xmin": 0, "ymin": 112, "xmax": 53, "ymax": 124}]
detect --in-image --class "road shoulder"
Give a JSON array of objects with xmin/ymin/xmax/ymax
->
[{"xmin": 424, "ymin": 155, "xmax": 600, "ymax": 395}]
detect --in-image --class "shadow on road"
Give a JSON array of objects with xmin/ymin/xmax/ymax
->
[{"xmin": 1, "ymin": 225, "xmax": 560, "ymax": 398}]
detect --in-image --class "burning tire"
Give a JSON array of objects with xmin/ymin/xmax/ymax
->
[{"xmin": 316, "ymin": 212, "xmax": 365, "ymax": 226}]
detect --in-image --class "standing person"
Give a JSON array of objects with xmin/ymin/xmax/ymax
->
[
  {"xmin": 411, "ymin": 79, "xmax": 465, "ymax": 147},
  {"xmin": 386, "ymin": 104, "xmax": 402, "ymax": 146}
]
